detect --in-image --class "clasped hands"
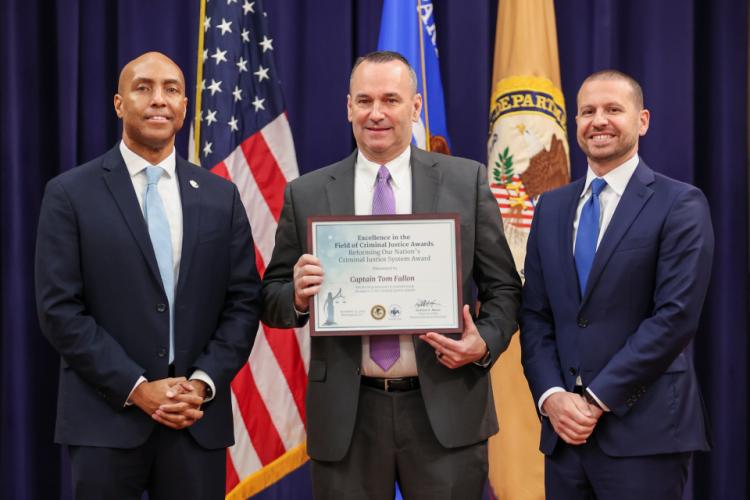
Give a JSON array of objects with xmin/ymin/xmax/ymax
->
[
  {"xmin": 130, "ymin": 377, "xmax": 208, "ymax": 430},
  {"xmin": 294, "ymin": 254, "xmax": 489, "ymax": 369},
  {"xmin": 542, "ymin": 391, "xmax": 604, "ymax": 445}
]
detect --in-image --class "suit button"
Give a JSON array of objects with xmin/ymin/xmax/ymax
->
[
  {"xmin": 355, "ymin": 367, "xmax": 361, "ymax": 375},
  {"xmin": 569, "ymin": 367, "xmax": 578, "ymax": 375},
  {"xmin": 577, "ymin": 318, "xmax": 589, "ymax": 328},
  {"xmin": 158, "ymin": 348, "xmax": 167, "ymax": 358},
  {"xmin": 156, "ymin": 303, "xmax": 167, "ymax": 312}
]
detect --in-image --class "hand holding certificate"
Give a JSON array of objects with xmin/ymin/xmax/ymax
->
[{"xmin": 307, "ymin": 214, "xmax": 463, "ymax": 336}]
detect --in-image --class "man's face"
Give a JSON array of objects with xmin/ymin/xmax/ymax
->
[
  {"xmin": 347, "ymin": 60, "xmax": 422, "ymax": 164},
  {"xmin": 114, "ymin": 53, "xmax": 187, "ymax": 154},
  {"xmin": 575, "ymin": 78, "xmax": 649, "ymax": 173}
]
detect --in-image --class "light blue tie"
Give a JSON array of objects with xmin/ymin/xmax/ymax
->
[
  {"xmin": 574, "ymin": 178, "xmax": 607, "ymax": 295},
  {"xmin": 144, "ymin": 166, "xmax": 175, "ymax": 363}
]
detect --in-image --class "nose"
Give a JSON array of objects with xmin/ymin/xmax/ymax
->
[
  {"xmin": 592, "ymin": 109, "xmax": 607, "ymax": 126},
  {"xmin": 150, "ymin": 87, "xmax": 167, "ymax": 107},
  {"xmin": 370, "ymin": 101, "xmax": 385, "ymax": 121}
]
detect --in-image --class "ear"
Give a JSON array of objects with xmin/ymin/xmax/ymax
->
[
  {"xmin": 182, "ymin": 96, "xmax": 188, "ymax": 119},
  {"xmin": 638, "ymin": 108, "xmax": 650, "ymax": 136},
  {"xmin": 412, "ymin": 93, "xmax": 423, "ymax": 122},
  {"xmin": 113, "ymin": 94, "xmax": 123, "ymax": 118},
  {"xmin": 346, "ymin": 94, "xmax": 353, "ymax": 123}
]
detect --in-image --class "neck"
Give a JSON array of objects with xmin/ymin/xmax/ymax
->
[
  {"xmin": 588, "ymin": 149, "xmax": 637, "ymax": 177},
  {"xmin": 122, "ymin": 136, "xmax": 174, "ymax": 165}
]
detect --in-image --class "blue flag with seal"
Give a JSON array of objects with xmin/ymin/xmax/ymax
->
[{"xmin": 377, "ymin": 0, "xmax": 451, "ymax": 154}]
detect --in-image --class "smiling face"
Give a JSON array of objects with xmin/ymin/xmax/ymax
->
[
  {"xmin": 114, "ymin": 52, "xmax": 187, "ymax": 164},
  {"xmin": 575, "ymin": 77, "xmax": 650, "ymax": 176},
  {"xmin": 347, "ymin": 60, "xmax": 422, "ymax": 164}
]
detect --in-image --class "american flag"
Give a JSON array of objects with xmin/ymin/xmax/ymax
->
[{"xmin": 190, "ymin": 0, "xmax": 310, "ymax": 497}]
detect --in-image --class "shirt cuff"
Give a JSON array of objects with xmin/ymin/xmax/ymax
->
[
  {"xmin": 125, "ymin": 376, "xmax": 147, "ymax": 407},
  {"xmin": 585, "ymin": 387, "xmax": 610, "ymax": 412},
  {"xmin": 473, "ymin": 347, "xmax": 492, "ymax": 368},
  {"xmin": 538, "ymin": 386, "xmax": 566, "ymax": 416},
  {"xmin": 190, "ymin": 370, "xmax": 216, "ymax": 402}
]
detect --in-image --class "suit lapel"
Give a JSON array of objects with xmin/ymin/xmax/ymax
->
[
  {"xmin": 101, "ymin": 146, "xmax": 162, "ymax": 286},
  {"xmin": 175, "ymin": 157, "xmax": 201, "ymax": 297},
  {"xmin": 410, "ymin": 146, "xmax": 440, "ymax": 214},
  {"xmin": 325, "ymin": 150, "xmax": 356, "ymax": 215},
  {"xmin": 564, "ymin": 178, "xmax": 586, "ymax": 301},
  {"xmin": 581, "ymin": 162, "xmax": 655, "ymax": 307}
]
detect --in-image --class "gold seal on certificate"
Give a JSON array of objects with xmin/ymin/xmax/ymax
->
[{"xmin": 307, "ymin": 214, "xmax": 463, "ymax": 336}]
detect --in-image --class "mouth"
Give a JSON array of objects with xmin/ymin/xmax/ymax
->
[
  {"xmin": 145, "ymin": 115, "xmax": 172, "ymax": 123},
  {"xmin": 588, "ymin": 133, "xmax": 615, "ymax": 144}
]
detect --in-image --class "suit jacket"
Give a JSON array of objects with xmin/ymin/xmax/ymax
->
[
  {"xmin": 262, "ymin": 146, "xmax": 521, "ymax": 461},
  {"xmin": 520, "ymin": 160, "xmax": 713, "ymax": 457},
  {"xmin": 35, "ymin": 145, "xmax": 262, "ymax": 450}
]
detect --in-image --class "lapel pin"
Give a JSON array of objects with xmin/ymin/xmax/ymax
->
[{"xmin": 189, "ymin": 180, "xmax": 199, "ymax": 189}]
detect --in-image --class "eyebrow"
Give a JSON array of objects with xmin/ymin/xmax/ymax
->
[{"xmin": 132, "ymin": 77, "xmax": 183, "ymax": 87}]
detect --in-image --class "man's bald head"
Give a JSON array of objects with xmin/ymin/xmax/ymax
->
[
  {"xmin": 118, "ymin": 52, "xmax": 185, "ymax": 95},
  {"xmin": 114, "ymin": 51, "xmax": 188, "ymax": 164}
]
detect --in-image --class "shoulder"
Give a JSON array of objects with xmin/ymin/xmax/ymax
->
[
  {"xmin": 177, "ymin": 157, "xmax": 237, "ymax": 195},
  {"xmin": 287, "ymin": 153, "xmax": 355, "ymax": 191},
  {"xmin": 416, "ymin": 148, "xmax": 481, "ymax": 171}
]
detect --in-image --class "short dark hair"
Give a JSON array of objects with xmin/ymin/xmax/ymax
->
[
  {"xmin": 349, "ymin": 50, "xmax": 418, "ymax": 93},
  {"xmin": 579, "ymin": 69, "xmax": 644, "ymax": 109}
]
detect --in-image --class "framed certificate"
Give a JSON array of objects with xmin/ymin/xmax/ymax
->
[{"xmin": 307, "ymin": 214, "xmax": 463, "ymax": 336}]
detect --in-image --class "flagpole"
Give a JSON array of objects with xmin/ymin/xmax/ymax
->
[
  {"xmin": 416, "ymin": 0, "xmax": 431, "ymax": 151},
  {"xmin": 193, "ymin": 0, "xmax": 207, "ymax": 163}
]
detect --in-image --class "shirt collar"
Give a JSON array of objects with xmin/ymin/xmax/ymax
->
[
  {"xmin": 581, "ymin": 153, "xmax": 640, "ymax": 198},
  {"xmin": 356, "ymin": 146, "xmax": 411, "ymax": 189},
  {"xmin": 119, "ymin": 140, "xmax": 177, "ymax": 179}
]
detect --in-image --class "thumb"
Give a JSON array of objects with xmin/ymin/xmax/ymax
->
[{"xmin": 461, "ymin": 304, "xmax": 476, "ymax": 338}]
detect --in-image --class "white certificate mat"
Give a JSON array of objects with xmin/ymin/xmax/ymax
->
[{"xmin": 308, "ymin": 214, "xmax": 463, "ymax": 336}]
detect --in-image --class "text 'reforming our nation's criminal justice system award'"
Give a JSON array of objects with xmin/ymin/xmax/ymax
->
[{"xmin": 308, "ymin": 214, "xmax": 463, "ymax": 336}]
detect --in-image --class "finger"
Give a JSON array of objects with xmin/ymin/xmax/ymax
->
[
  {"xmin": 461, "ymin": 305, "xmax": 477, "ymax": 337},
  {"xmin": 158, "ymin": 402, "xmax": 191, "ymax": 413},
  {"xmin": 170, "ymin": 393, "xmax": 204, "ymax": 406},
  {"xmin": 420, "ymin": 332, "xmax": 461, "ymax": 352}
]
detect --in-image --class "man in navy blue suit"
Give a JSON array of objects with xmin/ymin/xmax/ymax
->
[
  {"xmin": 520, "ymin": 70, "xmax": 714, "ymax": 499},
  {"xmin": 35, "ymin": 52, "xmax": 262, "ymax": 499}
]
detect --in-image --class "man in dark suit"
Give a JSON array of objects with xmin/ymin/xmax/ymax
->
[
  {"xmin": 261, "ymin": 51, "xmax": 521, "ymax": 499},
  {"xmin": 35, "ymin": 52, "xmax": 262, "ymax": 499},
  {"xmin": 520, "ymin": 70, "xmax": 714, "ymax": 499}
]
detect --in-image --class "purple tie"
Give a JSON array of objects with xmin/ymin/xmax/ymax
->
[{"xmin": 369, "ymin": 165, "xmax": 400, "ymax": 371}]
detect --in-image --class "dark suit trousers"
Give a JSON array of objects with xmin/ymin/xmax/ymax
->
[
  {"xmin": 545, "ymin": 433, "xmax": 690, "ymax": 500},
  {"xmin": 69, "ymin": 425, "xmax": 224, "ymax": 500},
  {"xmin": 311, "ymin": 385, "xmax": 488, "ymax": 500}
]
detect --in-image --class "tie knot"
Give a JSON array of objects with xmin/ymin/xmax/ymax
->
[
  {"xmin": 146, "ymin": 166, "xmax": 165, "ymax": 186},
  {"xmin": 377, "ymin": 165, "xmax": 391, "ymax": 183},
  {"xmin": 591, "ymin": 178, "xmax": 607, "ymax": 196}
]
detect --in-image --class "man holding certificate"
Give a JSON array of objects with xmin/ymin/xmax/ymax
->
[{"xmin": 262, "ymin": 51, "xmax": 521, "ymax": 499}]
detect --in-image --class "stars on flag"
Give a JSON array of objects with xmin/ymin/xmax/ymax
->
[
  {"xmin": 236, "ymin": 57, "xmax": 248, "ymax": 72},
  {"xmin": 259, "ymin": 35, "xmax": 273, "ymax": 52},
  {"xmin": 232, "ymin": 85, "xmax": 243, "ymax": 102},
  {"xmin": 205, "ymin": 109, "xmax": 218, "ymax": 126},
  {"xmin": 254, "ymin": 65, "xmax": 269, "ymax": 82},
  {"xmin": 216, "ymin": 18, "xmax": 233, "ymax": 35},
  {"xmin": 199, "ymin": 0, "xmax": 282, "ymax": 167},
  {"xmin": 252, "ymin": 96, "xmax": 265, "ymax": 111},
  {"xmin": 207, "ymin": 79, "xmax": 222, "ymax": 96},
  {"xmin": 210, "ymin": 47, "xmax": 227, "ymax": 65}
]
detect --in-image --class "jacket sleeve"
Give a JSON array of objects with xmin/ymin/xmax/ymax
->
[{"xmin": 35, "ymin": 178, "xmax": 144, "ymax": 409}]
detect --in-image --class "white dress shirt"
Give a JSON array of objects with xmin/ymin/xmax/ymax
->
[
  {"xmin": 120, "ymin": 141, "xmax": 215, "ymax": 403},
  {"xmin": 355, "ymin": 147, "xmax": 419, "ymax": 378},
  {"xmin": 537, "ymin": 153, "xmax": 640, "ymax": 414}
]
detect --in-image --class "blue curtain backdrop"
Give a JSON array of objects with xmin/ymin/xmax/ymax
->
[{"xmin": 1, "ymin": 0, "xmax": 746, "ymax": 498}]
